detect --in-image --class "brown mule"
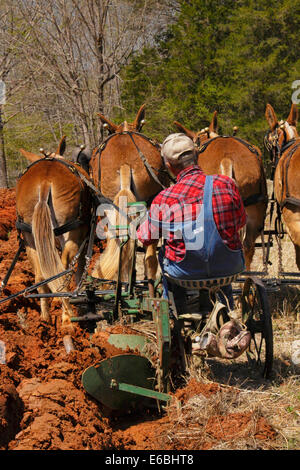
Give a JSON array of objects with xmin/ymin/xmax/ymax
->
[
  {"xmin": 89, "ymin": 105, "xmax": 170, "ymax": 287},
  {"xmin": 174, "ymin": 112, "xmax": 268, "ymax": 270},
  {"xmin": 16, "ymin": 137, "xmax": 93, "ymax": 330},
  {"xmin": 265, "ymin": 103, "xmax": 300, "ymax": 269}
]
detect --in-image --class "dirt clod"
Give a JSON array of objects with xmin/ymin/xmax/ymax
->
[{"xmin": 0, "ymin": 188, "xmax": 282, "ymax": 450}]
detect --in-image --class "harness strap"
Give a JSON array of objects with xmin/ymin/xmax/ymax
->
[
  {"xmin": 94, "ymin": 130, "xmax": 169, "ymax": 192},
  {"xmin": 243, "ymin": 193, "xmax": 268, "ymax": 207},
  {"xmin": 280, "ymin": 141, "xmax": 300, "ymax": 208},
  {"xmin": 15, "ymin": 220, "xmax": 32, "ymax": 233},
  {"xmin": 198, "ymin": 135, "xmax": 266, "ymax": 208},
  {"xmin": 126, "ymin": 132, "xmax": 168, "ymax": 190},
  {"xmin": 198, "ymin": 135, "xmax": 260, "ymax": 158},
  {"xmin": 16, "ymin": 218, "xmax": 85, "ymax": 237},
  {"xmin": 17, "ymin": 156, "xmax": 93, "ymax": 237},
  {"xmin": 0, "ymin": 238, "xmax": 25, "ymax": 293},
  {"xmin": 97, "ymin": 129, "xmax": 161, "ymax": 155},
  {"xmin": 280, "ymin": 196, "xmax": 300, "ymax": 209},
  {"xmin": 53, "ymin": 220, "xmax": 85, "ymax": 236},
  {"xmin": 281, "ymin": 138, "xmax": 297, "ymax": 154},
  {"xmin": 17, "ymin": 156, "xmax": 85, "ymax": 182}
]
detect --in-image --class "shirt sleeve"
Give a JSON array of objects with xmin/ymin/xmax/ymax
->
[{"xmin": 136, "ymin": 196, "xmax": 161, "ymax": 246}]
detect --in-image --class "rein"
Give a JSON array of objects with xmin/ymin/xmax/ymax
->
[{"xmin": 125, "ymin": 131, "xmax": 169, "ymax": 189}]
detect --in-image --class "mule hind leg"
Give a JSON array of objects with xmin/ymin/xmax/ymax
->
[
  {"xmin": 26, "ymin": 245, "xmax": 51, "ymax": 322},
  {"xmin": 61, "ymin": 229, "xmax": 88, "ymax": 286},
  {"xmin": 144, "ymin": 241, "xmax": 159, "ymax": 297},
  {"xmin": 243, "ymin": 203, "xmax": 266, "ymax": 270}
]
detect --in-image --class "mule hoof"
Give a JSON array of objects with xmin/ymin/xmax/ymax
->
[{"xmin": 40, "ymin": 314, "xmax": 51, "ymax": 323}]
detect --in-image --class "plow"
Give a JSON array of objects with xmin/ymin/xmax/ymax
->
[
  {"xmin": 0, "ymin": 198, "xmax": 275, "ymax": 413},
  {"xmin": 3, "ymin": 104, "xmax": 300, "ymax": 413}
]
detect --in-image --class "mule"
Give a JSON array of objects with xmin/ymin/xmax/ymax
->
[
  {"xmin": 264, "ymin": 103, "xmax": 300, "ymax": 269},
  {"xmin": 89, "ymin": 104, "xmax": 170, "ymax": 289},
  {"xmin": 16, "ymin": 136, "xmax": 93, "ymax": 330},
  {"xmin": 174, "ymin": 111, "xmax": 268, "ymax": 270},
  {"xmin": 70, "ymin": 145, "xmax": 92, "ymax": 174},
  {"xmin": 19, "ymin": 135, "xmax": 68, "ymax": 163}
]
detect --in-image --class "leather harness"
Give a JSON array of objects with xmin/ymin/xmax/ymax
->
[
  {"xmin": 264, "ymin": 124, "xmax": 300, "ymax": 209},
  {"xmin": 92, "ymin": 130, "xmax": 171, "ymax": 197},
  {"xmin": 16, "ymin": 156, "xmax": 91, "ymax": 237},
  {"xmin": 278, "ymin": 140, "xmax": 300, "ymax": 208},
  {"xmin": 197, "ymin": 135, "xmax": 268, "ymax": 207}
]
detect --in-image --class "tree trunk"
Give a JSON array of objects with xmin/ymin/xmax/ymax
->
[{"xmin": 0, "ymin": 106, "xmax": 8, "ymax": 188}]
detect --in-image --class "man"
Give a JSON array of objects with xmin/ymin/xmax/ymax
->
[{"xmin": 137, "ymin": 133, "xmax": 246, "ymax": 310}]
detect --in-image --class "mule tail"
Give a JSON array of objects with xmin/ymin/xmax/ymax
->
[
  {"xmin": 219, "ymin": 157, "xmax": 247, "ymax": 243},
  {"xmin": 32, "ymin": 182, "xmax": 69, "ymax": 295},
  {"xmin": 220, "ymin": 157, "xmax": 235, "ymax": 180},
  {"xmin": 93, "ymin": 164, "xmax": 136, "ymax": 281}
]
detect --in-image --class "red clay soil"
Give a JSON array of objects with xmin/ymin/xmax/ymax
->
[
  {"xmin": 0, "ymin": 189, "xmax": 16, "ymax": 241},
  {"xmin": 0, "ymin": 188, "xmax": 277, "ymax": 450}
]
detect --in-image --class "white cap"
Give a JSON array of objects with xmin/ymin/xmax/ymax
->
[{"xmin": 161, "ymin": 133, "xmax": 195, "ymax": 163}]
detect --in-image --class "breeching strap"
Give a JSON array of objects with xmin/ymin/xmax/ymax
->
[{"xmin": 126, "ymin": 131, "xmax": 168, "ymax": 189}]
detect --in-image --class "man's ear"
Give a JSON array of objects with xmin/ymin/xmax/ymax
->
[
  {"xmin": 166, "ymin": 160, "xmax": 173, "ymax": 173},
  {"xmin": 166, "ymin": 161, "xmax": 178, "ymax": 177}
]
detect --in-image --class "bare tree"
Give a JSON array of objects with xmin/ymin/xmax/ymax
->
[
  {"xmin": 16, "ymin": 0, "xmax": 175, "ymax": 148},
  {"xmin": 0, "ymin": 1, "xmax": 34, "ymax": 186}
]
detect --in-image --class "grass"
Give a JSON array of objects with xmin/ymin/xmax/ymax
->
[
  {"xmin": 134, "ymin": 214, "xmax": 300, "ymax": 449},
  {"xmin": 165, "ymin": 327, "xmax": 300, "ymax": 449},
  {"xmin": 164, "ymin": 228, "xmax": 300, "ymax": 450}
]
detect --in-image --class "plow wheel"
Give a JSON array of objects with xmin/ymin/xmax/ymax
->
[{"xmin": 241, "ymin": 277, "xmax": 273, "ymax": 379}]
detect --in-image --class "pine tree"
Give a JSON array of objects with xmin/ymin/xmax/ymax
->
[{"xmin": 120, "ymin": 0, "xmax": 300, "ymax": 149}]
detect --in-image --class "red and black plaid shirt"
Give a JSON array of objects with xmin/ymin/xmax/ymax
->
[{"xmin": 137, "ymin": 165, "xmax": 246, "ymax": 262}]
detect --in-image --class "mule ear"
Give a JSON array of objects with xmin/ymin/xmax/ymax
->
[
  {"xmin": 97, "ymin": 113, "xmax": 118, "ymax": 133},
  {"xmin": 265, "ymin": 104, "xmax": 278, "ymax": 131},
  {"xmin": 19, "ymin": 148, "xmax": 41, "ymax": 163},
  {"xmin": 56, "ymin": 135, "xmax": 66, "ymax": 156},
  {"xmin": 133, "ymin": 103, "xmax": 146, "ymax": 130},
  {"xmin": 287, "ymin": 103, "xmax": 298, "ymax": 127},
  {"xmin": 173, "ymin": 121, "xmax": 196, "ymax": 140},
  {"xmin": 209, "ymin": 110, "xmax": 218, "ymax": 134}
]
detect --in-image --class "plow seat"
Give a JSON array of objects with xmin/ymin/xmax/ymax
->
[
  {"xmin": 164, "ymin": 272, "xmax": 240, "ymax": 290},
  {"xmin": 164, "ymin": 272, "xmax": 241, "ymax": 319}
]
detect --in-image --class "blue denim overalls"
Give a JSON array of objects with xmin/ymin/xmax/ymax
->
[{"xmin": 152, "ymin": 175, "xmax": 245, "ymax": 309}]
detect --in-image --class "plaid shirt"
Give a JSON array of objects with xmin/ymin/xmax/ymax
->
[{"xmin": 137, "ymin": 165, "xmax": 246, "ymax": 262}]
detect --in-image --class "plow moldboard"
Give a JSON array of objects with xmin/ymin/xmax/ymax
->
[
  {"xmin": 107, "ymin": 334, "xmax": 150, "ymax": 354},
  {"xmin": 82, "ymin": 354, "xmax": 156, "ymax": 410}
]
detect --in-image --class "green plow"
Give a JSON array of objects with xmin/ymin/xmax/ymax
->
[
  {"xmin": 81, "ymin": 296, "xmax": 173, "ymax": 411},
  {"xmin": 16, "ymin": 200, "xmax": 174, "ymax": 411},
  {"xmin": 82, "ymin": 354, "xmax": 171, "ymax": 410},
  {"xmin": 78, "ymin": 202, "xmax": 173, "ymax": 410}
]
